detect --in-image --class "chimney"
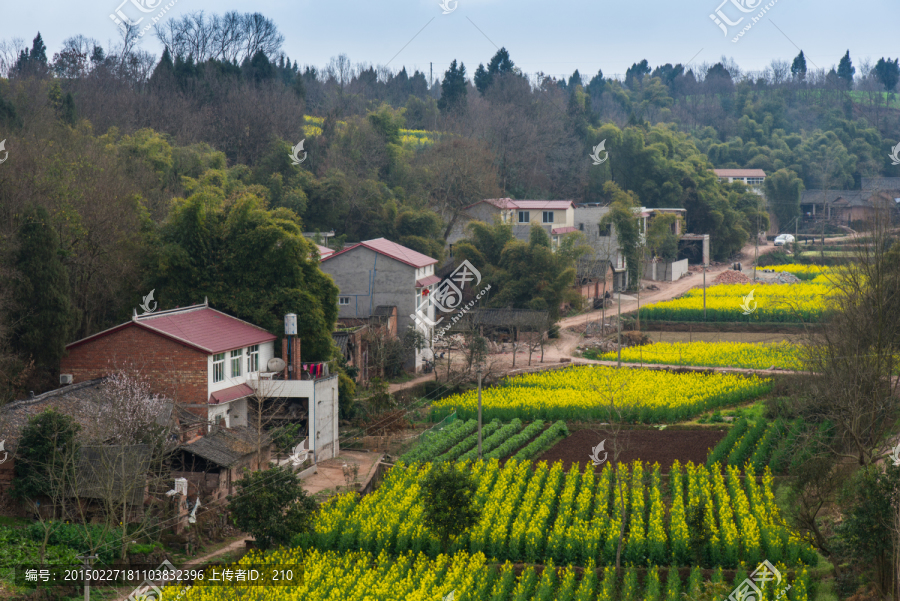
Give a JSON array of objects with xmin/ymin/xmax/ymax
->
[{"xmin": 282, "ymin": 336, "xmax": 301, "ymax": 380}]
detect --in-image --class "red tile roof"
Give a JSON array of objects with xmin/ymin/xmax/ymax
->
[
  {"xmin": 712, "ymin": 169, "xmax": 767, "ymax": 178},
  {"xmin": 321, "ymin": 238, "xmax": 437, "ymax": 268},
  {"xmin": 469, "ymin": 198, "xmax": 574, "ymax": 210},
  {"xmin": 66, "ymin": 305, "xmax": 276, "ymax": 355},
  {"xmin": 209, "ymin": 383, "xmax": 255, "ymax": 405},
  {"xmin": 315, "ymin": 244, "xmax": 334, "ymax": 259},
  {"xmin": 551, "ymin": 226, "xmax": 578, "ymax": 235},
  {"xmin": 416, "ymin": 274, "xmax": 442, "ymax": 288}
]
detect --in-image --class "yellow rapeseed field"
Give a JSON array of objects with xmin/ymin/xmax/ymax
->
[{"xmin": 432, "ymin": 365, "xmax": 771, "ymax": 422}]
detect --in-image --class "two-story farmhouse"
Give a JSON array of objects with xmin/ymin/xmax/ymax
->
[
  {"xmin": 447, "ymin": 199, "xmax": 576, "ymax": 246},
  {"xmin": 59, "ymin": 301, "xmax": 340, "ymax": 462},
  {"xmin": 319, "ymin": 238, "xmax": 438, "ymax": 372}
]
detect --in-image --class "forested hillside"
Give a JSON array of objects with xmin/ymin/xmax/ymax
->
[{"xmin": 0, "ymin": 15, "xmax": 898, "ymax": 399}]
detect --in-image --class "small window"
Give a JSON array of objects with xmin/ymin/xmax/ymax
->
[
  {"xmin": 599, "ymin": 223, "xmax": 612, "ymax": 236},
  {"xmin": 542, "ymin": 211, "xmax": 554, "ymax": 223},
  {"xmin": 231, "ymin": 349, "xmax": 242, "ymax": 377},
  {"xmin": 213, "ymin": 353, "xmax": 225, "ymax": 383},
  {"xmin": 578, "ymin": 223, "xmax": 584, "ymax": 231},
  {"xmin": 339, "ymin": 297, "xmax": 350, "ymax": 306},
  {"xmin": 247, "ymin": 344, "xmax": 259, "ymax": 373},
  {"xmin": 518, "ymin": 211, "xmax": 530, "ymax": 223}
]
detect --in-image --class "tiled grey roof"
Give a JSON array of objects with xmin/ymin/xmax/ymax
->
[
  {"xmin": 862, "ymin": 177, "xmax": 900, "ymax": 191},
  {"xmin": 332, "ymin": 331, "xmax": 349, "ymax": 354},
  {"xmin": 74, "ymin": 444, "xmax": 152, "ymax": 505},
  {"xmin": 177, "ymin": 426, "xmax": 271, "ymax": 468},
  {"xmin": 0, "ymin": 380, "xmax": 175, "ymax": 453}
]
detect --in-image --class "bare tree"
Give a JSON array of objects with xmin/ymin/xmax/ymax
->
[
  {"xmin": 0, "ymin": 37, "xmax": 25, "ymax": 77},
  {"xmin": 800, "ymin": 215, "xmax": 900, "ymax": 466},
  {"xmin": 154, "ymin": 11, "xmax": 284, "ymax": 63}
]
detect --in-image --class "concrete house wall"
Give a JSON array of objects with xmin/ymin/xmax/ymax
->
[
  {"xmin": 321, "ymin": 247, "xmax": 434, "ymax": 371},
  {"xmin": 574, "ymin": 205, "xmax": 628, "ymax": 290}
]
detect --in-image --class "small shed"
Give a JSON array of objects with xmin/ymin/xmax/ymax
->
[{"xmin": 171, "ymin": 426, "xmax": 273, "ymax": 502}]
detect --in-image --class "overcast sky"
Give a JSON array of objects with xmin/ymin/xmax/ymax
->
[{"xmin": 3, "ymin": 0, "xmax": 898, "ymax": 81}]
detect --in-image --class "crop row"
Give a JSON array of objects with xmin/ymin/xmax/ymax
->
[
  {"xmin": 458, "ymin": 419, "xmax": 522, "ymax": 461},
  {"xmin": 707, "ymin": 418, "xmax": 825, "ymax": 474},
  {"xmin": 512, "ymin": 420, "xmax": 569, "ymax": 461},
  {"xmin": 168, "ymin": 548, "xmax": 813, "ymax": 601},
  {"xmin": 303, "ymin": 459, "xmax": 818, "ymax": 568},
  {"xmin": 436, "ymin": 419, "xmax": 503, "ymax": 463},
  {"xmin": 400, "ymin": 419, "xmax": 477, "ymax": 464}
]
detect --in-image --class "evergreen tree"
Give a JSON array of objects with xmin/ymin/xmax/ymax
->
[
  {"xmin": 149, "ymin": 47, "xmax": 175, "ymax": 85},
  {"xmin": 29, "ymin": 33, "xmax": 48, "ymax": 66},
  {"xmin": 791, "ymin": 51, "xmax": 807, "ymax": 81},
  {"xmin": 837, "ymin": 50, "xmax": 855, "ymax": 88},
  {"xmin": 587, "ymin": 69, "xmax": 606, "ymax": 97},
  {"xmin": 873, "ymin": 57, "xmax": 900, "ymax": 92},
  {"xmin": 567, "ymin": 69, "xmax": 582, "ymax": 92},
  {"xmin": 474, "ymin": 48, "xmax": 516, "ymax": 94},
  {"xmin": 10, "ymin": 205, "xmax": 75, "ymax": 372},
  {"xmin": 246, "ymin": 50, "xmax": 275, "ymax": 83},
  {"xmin": 624, "ymin": 59, "xmax": 650, "ymax": 88},
  {"xmin": 437, "ymin": 60, "xmax": 467, "ymax": 113},
  {"xmin": 11, "ymin": 410, "xmax": 80, "ymax": 501}
]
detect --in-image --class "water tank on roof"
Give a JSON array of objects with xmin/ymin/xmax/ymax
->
[{"xmin": 284, "ymin": 313, "xmax": 297, "ymax": 336}]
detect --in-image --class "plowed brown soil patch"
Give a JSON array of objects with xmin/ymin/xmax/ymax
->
[{"xmin": 537, "ymin": 427, "xmax": 727, "ymax": 472}]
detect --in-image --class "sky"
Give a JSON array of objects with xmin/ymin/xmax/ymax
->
[{"xmin": 3, "ymin": 0, "xmax": 899, "ymax": 82}]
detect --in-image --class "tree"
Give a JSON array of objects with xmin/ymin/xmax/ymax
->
[
  {"xmin": 419, "ymin": 463, "xmax": 481, "ymax": 552},
  {"xmin": 600, "ymin": 182, "xmax": 641, "ymax": 288},
  {"xmin": 791, "ymin": 51, "xmax": 807, "ymax": 81},
  {"xmin": 873, "ymin": 57, "xmax": 900, "ymax": 92},
  {"xmin": 625, "ymin": 59, "xmax": 650, "ymax": 88},
  {"xmin": 800, "ymin": 234, "xmax": 900, "ymax": 466},
  {"xmin": 96, "ymin": 365, "xmax": 168, "ymax": 445},
  {"xmin": 837, "ymin": 50, "xmax": 855, "ymax": 88},
  {"xmin": 437, "ymin": 60, "xmax": 467, "ymax": 114},
  {"xmin": 764, "ymin": 168, "xmax": 803, "ymax": 228},
  {"xmin": 10, "ymin": 410, "xmax": 81, "ymax": 564},
  {"xmin": 645, "ymin": 213, "xmax": 680, "ymax": 261},
  {"xmin": 228, "ymin": 465, "xmax": 318, "ymax": 550},
  {"xmin": 9, "ymin": 205, "xmax": 76, "ymax": 374},
  {"xmin": 835, "ymin": 463, "xmax": 900, "ymax": 597},
  {"xmin": 149, "ymin": 185, "xmax": 339, "ymax": 361},
  {"xmin": 11, "ymin": 409, "xmax": 80, "ymax": 502},
  {"xmin": 417, "ymin": 138, "xmax": 501, "ymax": 240},
  {"xmin": 474, "ymin": 47, "xmax": 516, "ymax": 94}
]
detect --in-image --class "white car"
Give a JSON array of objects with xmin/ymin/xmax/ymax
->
[{"xmin": 773, "ymin": 234, "xmax": 795, "ymax": 246}]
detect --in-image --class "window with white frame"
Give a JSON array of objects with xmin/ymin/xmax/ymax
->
[
  {"xmin": 231, "ymin": 349, "xmax": 242, "ymax": 377},
  {"xmin": 542, "ymin": 211, "xmax": 554, "ymax": 223},
  {"xmin": 339, "ymin": 296, "xmax": 350, "ymax": 305},
  {"xmin": 247, "ymin": 344, "xmax": 259, "ymax": 373},
  {"xmin": 518, "ymin": 210, "xmax": 530, "ymax": 223},
  {"xmin": 213, "ymin": 353, "xmax": 225, "ymax": 383}
]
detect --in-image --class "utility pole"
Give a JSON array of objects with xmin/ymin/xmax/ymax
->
[
  {"xmin": 703, "ymin": 264, "xmax": 707, "ymax": 321},
  {"xmin": 754, "ymin": 197, "xmax": 760, "ymax": 282},
  {"xmin": 476, "ymin": 364, "xmax": 483, "ymax": 458},
  {"xmin": 76, "ymin": 554, "xmax": 98, "ymax": 601},
  {"xmin": 430, "ymin": 62, "xmax": 433, "ymax": 90},
  {"xmin": 617, "ymin": 278, "xmax": 622, "ymax": 368}
]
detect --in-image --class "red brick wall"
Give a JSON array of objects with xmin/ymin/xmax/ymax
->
[{"xmin": 60, "ymin": 325, "xmax": 209, "ymax": 416}]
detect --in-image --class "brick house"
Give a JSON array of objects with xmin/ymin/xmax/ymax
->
[
  {"xmin": 59, "ymin": 300, "xmax": 340, "ymax": 463},
  {"xmin": 60, "ymin": 300, "xmax": 276, "ymax": 428}
]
